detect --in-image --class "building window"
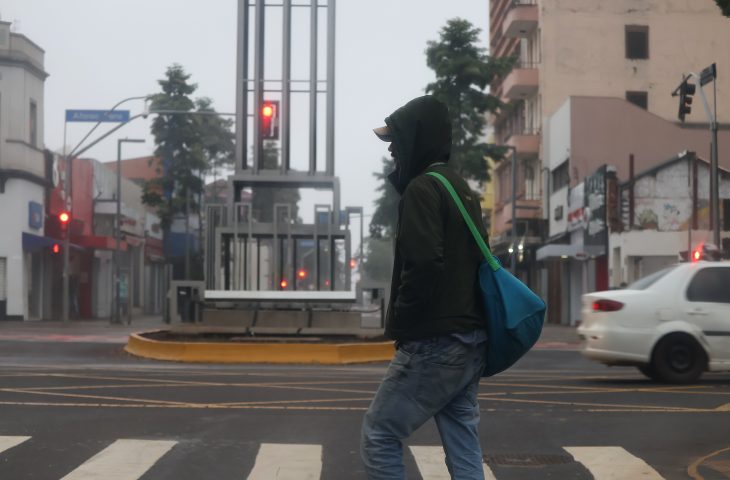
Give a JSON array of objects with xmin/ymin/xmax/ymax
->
[
  {"xmin": 498, "ymin": 166, "xmax": 511, "ymax": 204},
  {"xmin": 524, "ymin": 161, "xmax": 538, "ymax": 200},
  {"xmin": 552, "ymin": 160, "xmax": 570, "ymax": 192},
  {"xmin": 625, "ymin": 25, "xmax": 649, "ymax": 59},
  {"xmin": 626, "ymin": 91, "xmax": 648, "ymax": 110},
  {"xmin": 29, "ymin": 101, "xmax": 38, "ymax": 147}
]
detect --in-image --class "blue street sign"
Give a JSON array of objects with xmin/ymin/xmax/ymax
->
[{"xmin": 65, "ymin": 109, "xmax": 130, "ymax": 123}]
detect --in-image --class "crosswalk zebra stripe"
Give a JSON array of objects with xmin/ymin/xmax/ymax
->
[
  {"xmin": 409, "ymin": 446, "xmax": 497, "ymax": 480},
  {"xmin": 0, "ymin": 436, "xmax": 31, "ymax": 454},
  {"xmin": 247, "ymin": 443, "xmax": 322, "ymax": 480},
  {"xmin": 60, "ymin": 439, "xmax": 177, "ymax": 480},
  {"xmin": 565, "ymin": 446, "xmax": 664, "ymax": 480}
]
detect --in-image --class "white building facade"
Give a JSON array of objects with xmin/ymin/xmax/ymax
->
[{"xmin": 0, "ymin": 21, "xmax": 49, "ymax": 320}]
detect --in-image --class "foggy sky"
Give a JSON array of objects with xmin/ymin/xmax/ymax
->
[{"xmin": 2, "ymin": 0, "xmax": 489, "ymax": 233}]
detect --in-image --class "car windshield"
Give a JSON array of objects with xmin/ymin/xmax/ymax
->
[{"xmin": 627, "ymin": 266, "xmax": 677, "ymax": 290}]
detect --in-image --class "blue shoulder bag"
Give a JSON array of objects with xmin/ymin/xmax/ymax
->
[{"xmin": 427, "ymin": 172, "xmax": 546, "ymax": 377}]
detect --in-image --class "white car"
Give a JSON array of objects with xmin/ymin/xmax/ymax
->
[{"xmin": 578, "ymin": 261, "xmax": 730, "ymax": 383}]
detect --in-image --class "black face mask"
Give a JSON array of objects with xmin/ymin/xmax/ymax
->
[{"xmin": 387, "ymin": 165, "xmax": 408, "ymax": 196}]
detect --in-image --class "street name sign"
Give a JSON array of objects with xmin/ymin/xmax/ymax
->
[{"xmin": 65, "ymin": 109, "xmax": 130, "ymax": 123}]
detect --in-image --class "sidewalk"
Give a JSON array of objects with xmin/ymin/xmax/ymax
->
[
  {"xmin": 0, "ymin": 315, "xmax": 168, "ymax": 344},
  {"xmin": 0, "ymin": 315, "xmax": 581, "ymax": 347}
]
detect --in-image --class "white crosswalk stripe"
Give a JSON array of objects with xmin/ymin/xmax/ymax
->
[
  {"xmin": 0, "ymin": 436, "xmax": 31, "ymax": 454},
  {"xmin": 409, "ymin": 445, "xmax": 497, "ymax": 480},
  {"xmin": 59, "ymin": 439, "xmax": 177, "ymax": 480},
  {"xmin": 247, "ymin": 443, "xmax": 322, "ymax": 480},
  {"xmin": 565, "ymin": 446, "xmax": 664, "ymax": 480},
  {"xmin": 0, "ymin": 436, "xmax": 673, "ymax": 479}
]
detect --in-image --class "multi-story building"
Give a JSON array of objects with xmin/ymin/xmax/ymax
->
[
  {"xmin": 489, "ymin": 0, "xmax": 730, "ymax": 323},
  {"xmin": 0, "ymin": 21, "xmax": 50, "ymax": 320}
]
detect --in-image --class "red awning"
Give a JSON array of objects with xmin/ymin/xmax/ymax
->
[{"xmin": 73, "ymin": 235, "xmax": 127, "ymax": 251}]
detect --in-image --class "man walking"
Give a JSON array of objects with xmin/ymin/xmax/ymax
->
[{"xmin": 361, "ymin": 95, "xmax": 489, "ymax": 480}]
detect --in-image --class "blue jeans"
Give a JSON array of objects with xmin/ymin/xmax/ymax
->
[{"xmin": 361, "ymin": 336, "xmax": 487, "ymax": 479}]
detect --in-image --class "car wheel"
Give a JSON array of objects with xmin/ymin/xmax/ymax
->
[
  {"xmin": 637, "ymin": 364, "xmax": 659, "ymax": 380},
  {"xmin": 651, "ymin": 334, "xmax": 706, "ymax": 384}
]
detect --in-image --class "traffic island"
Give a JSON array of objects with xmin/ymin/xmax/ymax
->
[{"xmin": 125, "ymin": 330, "xmax": 395, "ymax": 364}]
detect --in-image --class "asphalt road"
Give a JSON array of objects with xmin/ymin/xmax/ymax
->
[{"xmin": 1, "ymin": 339, "xmax": 729, "ymax": 479}]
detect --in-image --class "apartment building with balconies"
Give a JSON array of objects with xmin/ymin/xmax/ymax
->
[{"xmin": 489, "ymin": 0, "xmax": 730, "ymax": 323}]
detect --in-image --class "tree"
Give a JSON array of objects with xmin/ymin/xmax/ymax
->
[
  {"xmin": 141, "ymin": 64, "xmax": 234, "ymax": 279},
  {"xmin": 361, "ymin": 236, "xmax": 393, "ymax": 283},
  {"xmin": 425, "ymin": 18, "xmax": 515, "ymax": 184},
  {"xmin": 717, "ymin": 0, "xmax": 730, "ymax": 16},
  {"xmin": 369, "ymin": 157, "xmax": 399, "ymax": 239}
]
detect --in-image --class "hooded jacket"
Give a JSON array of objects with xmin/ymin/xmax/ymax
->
[{"xmin": 384, "ymin": 95, "xmax": 488, "ymax": 340}]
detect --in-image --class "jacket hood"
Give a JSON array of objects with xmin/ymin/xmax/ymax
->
[{"xmin": 384, "ymin": 95, "xmax": 451, "ymax": 194}]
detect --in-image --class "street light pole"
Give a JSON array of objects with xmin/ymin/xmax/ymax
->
[
  {"xmin": 62, "ymin": 95, "xmax": 149, "ymax": 324},
  {"xmin": 485, "ymin": 144, "xmax": 519, "ymax": 273},
  {"xmin": 510, "ymin": 146, "xmax": 518, "ymax": 274},
  {"xmin": 114, "ymin": 138, "xmax": 145, "ymax": 324}
]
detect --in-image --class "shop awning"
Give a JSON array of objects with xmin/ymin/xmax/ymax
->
[
  {"xmin": 22, "ymin": 232, "xmax": 84, "ymax": 252},
  {"xmin": 536, "ymin": 244, "xmax": 605, "ymax": 261}
]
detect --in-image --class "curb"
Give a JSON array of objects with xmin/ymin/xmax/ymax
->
[{"xmin": 124, "ymin": 331, "xmax": 396, "ymax": 364}]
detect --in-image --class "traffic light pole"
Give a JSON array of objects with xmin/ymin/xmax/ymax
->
[{"xmin": 688, "ymin": 70, "xmax": 720, "ymax": 248}]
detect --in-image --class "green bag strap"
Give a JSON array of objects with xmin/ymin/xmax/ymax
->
[{"xmin": 426, "ymin": 171, "xmax": 501, "ymax": 272}]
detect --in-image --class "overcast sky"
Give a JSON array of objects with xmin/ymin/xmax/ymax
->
[{"xmin": 3, "ymin": 0, "xmax": 489, "ymax": 232}]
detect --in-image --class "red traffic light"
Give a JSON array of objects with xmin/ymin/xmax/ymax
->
[
  {"xmin": 52, "ymin": 243, "xmax": 60, "ymax": 254},
  {"xmin": 349, "ymin": 258, "xmax": 357, "ymax": 269},
  {"xmin": 297, "ymin": 269, "xmax": 307, "ymax": 279},
  {"xmin": 280, "ymin": 279, "xmax": 288, "ymax": 289},
  {"xmin": 259, "ymin": 100, "xmax": 279, "ymax": 139},
  {"xmin": 59, "ymin": 211, "xmax": 70, "ymax": 224}
]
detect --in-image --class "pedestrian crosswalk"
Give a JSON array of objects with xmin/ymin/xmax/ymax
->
[{"xmin": 0, "ymin": 435, "xmax": 667, "ymax": 479}]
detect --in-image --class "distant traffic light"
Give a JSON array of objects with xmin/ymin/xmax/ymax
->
[
  {"xmin": 59, "ymin": 211, "xmax": 71, "ymax": 234},
  {"xmin": 678, "ymin": 79, "xmax": 696, "ymax": 122},
  {"xmin": 52, "ymin": 243, "xmax": 60, "ymax": 254},
  {"xmin": 260, "ymin": 100, "xmax": 279, "ymax": 139},
  {"xmin": 279, "ymin": 279, "xmax": 288, "ymax": 289},
  {"xmin": 680, "ymin": 243, "xmax": 721, "ymax": 262},
  {"xmin": 297, "ymin": 269, "xmax": 307, "ymax": 280}
]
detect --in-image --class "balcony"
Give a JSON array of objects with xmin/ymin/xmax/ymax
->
[
  {"xmin": 503, "ymin": 0, "xmax": 538, "ymax": 38},
  {"xmin": 502, "ymin": 61, "xmax": 539, "ymax": 99},
  {"xmin": 506, "ymin": 131, "xmax": 540, "ymax": 156},
  {"xmin": 497, "ymin": 111, "xmax": 540, "ymax": 156}
]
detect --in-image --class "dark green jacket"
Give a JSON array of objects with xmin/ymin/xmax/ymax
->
[{"xmin": 383, "ymin": 96, "xmax": 488, "ymax": 340}]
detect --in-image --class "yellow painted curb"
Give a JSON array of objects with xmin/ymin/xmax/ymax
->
[{"xmin": 125, "ymin": 330, "xmax": 395, "ymax": 364}]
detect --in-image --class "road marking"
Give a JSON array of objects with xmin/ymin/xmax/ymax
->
[
  {"xmin": 409, "ymin": 446, "xmax": 497, "ymax": 480},
  {"xmin": 60, "ymin": 439, "xmax": 176, "ymax": 480},
  {"xmin": 247, "ymin": 443, "xmax": 322, "ymax": 480},
  {"xmin": 687, "ymin": 445, "xmax": 730, "ymax": 479},
  {"xmin": 0, "ymin": 436, "xmax": 30, "ymax": 454},
  {"xmin": 565, "ymin": 446, "xmax": 664, "ymax": 479}
]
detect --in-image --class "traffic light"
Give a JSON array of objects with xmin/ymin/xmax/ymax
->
[
  {"xmin": 52, "ymin": 243, "xmax": 61, "ymax": 254},
  {"xmin": 678, "ymin": 79, "xmax": 695, "ymax": 122},
  {"xmin": 260, "ymin": 100, "xmax": 279, "ymax": 139},
  {"xmin": 680, "ymin": 243, "xmax": 721, "ymax": 262},
  {"xmin": 58, "ymin": 211, "xmax": 70, "ymax": 234},
  {"xmin": 297, "ymin": 269, "xmax": 308, "ymax": 280}
]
